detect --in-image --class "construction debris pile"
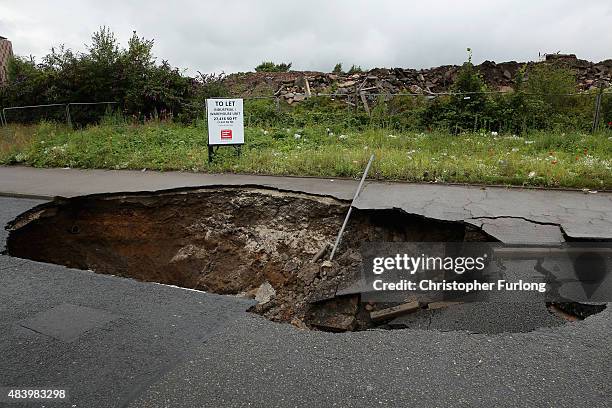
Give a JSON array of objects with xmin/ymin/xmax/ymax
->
[{"xmin": 223, "ymin": 54, "xmax": 612, "ymax": 105}]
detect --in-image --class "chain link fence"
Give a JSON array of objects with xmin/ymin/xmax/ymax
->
[
  {"xmin": 236, "ymin": 88, "xmax": 612, "ymax": 134},
  {"xmin": 1, "ymin": 90, "xmax": 611, "ymax": 135}
]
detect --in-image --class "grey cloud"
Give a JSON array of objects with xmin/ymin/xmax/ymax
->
[{"xmin": 1, "ymin": 0, "xmax": 611, "ymax": 75}]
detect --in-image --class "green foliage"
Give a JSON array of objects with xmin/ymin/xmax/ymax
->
[
  {"xmin": 601, "ymin": 93, "xmax": 612, "ymax": 130},
  {"xmin": 0, "ymin": 36, "xmax": 605, "ymax": 136},
  {"xmin": 347, "ymin": 65, "xmax": 363, "ymax": 74},
  {"xmin": 415, "ymin": 50, "xmax": 598, "ymax": 133},
  {"xmin": 524, "ymin": 63, "xmax": 576, "ymax": 101},
  {"xmin": 254, "ymin": 61, "xmax": 292, "ymax": 72},
  {"xmin": 2, "ymin": 121, "xmax": 610, "ymax": 189},
  {"xmin": 332, "ymin": 63, "xmax": 343, "ymax": 74},
  {"xmin": 0, "ymin": 27, "xmax": 209, "ymax": 124}
]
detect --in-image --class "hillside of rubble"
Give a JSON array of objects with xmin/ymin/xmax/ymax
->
[{"xmin": 223, "ymin": 54, "xmax": 612, "ymax": 103}]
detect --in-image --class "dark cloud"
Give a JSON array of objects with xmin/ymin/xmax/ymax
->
[{"xmin": 1, "ymin": 0, "xmax": 611, "ymax": 75}]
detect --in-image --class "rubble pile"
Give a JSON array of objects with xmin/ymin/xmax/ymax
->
[{"xmin": 223, "ymin": 54, "xmax": 612, "ymax": 105}]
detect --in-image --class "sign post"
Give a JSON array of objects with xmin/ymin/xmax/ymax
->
[{"xmin": 206, "ymin": 98, "xmax": 244, "ymax": 163}]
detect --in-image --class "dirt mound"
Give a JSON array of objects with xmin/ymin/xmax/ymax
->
[{"xmin": 224, "ymin": 54, "xmax": 612, "ymax": 100}]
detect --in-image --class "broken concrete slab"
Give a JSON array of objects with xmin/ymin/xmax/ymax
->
[
  {"xmin": 305, "ymin": 296, "xmax": 359, "ymax": 331},
  {"xmin": 354, "ymin": 182, "xmax": 612, "ymax": 241},
  {"xmin": 370, "ymin": 301, "xmax": 420, "ymax": 321},
  {"xmin": 255, "ymin": 281, "xmax": 276, "ymax": 304},
  {"xmin": 466, "ymin": 217, "xmax": 565, "ymax": 243}
]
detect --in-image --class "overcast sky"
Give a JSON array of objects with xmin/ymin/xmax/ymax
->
[{"xmin": 1, "ymin": 0, "xmax": 611, "ymax": 75}]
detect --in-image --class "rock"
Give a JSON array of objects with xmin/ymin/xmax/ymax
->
[
  {"xmin": 255, "ymin": 281, "xmax": 276, "ymax": 304},
  {"xmin": 290, "ymin": 318, "xmax": 308, "ymax": 330},
  {"xmin": 338, "ymin": 80, "xmax": 357, "ymax": 88},
  {"xmin": 293, "ymin": 94, "xmax": 305, "ymax": 102},
  {"xmin": 306, "ymin": 296, "xmax": 359, "ymax": 331},
  {"xmin": 409, "ymin": 84, "xmax": 423, "ymax": 94},
  {"xmin": 283, "ymin": 260, "xmax": 300, "ymax": 273},
  {"xmin": 503, "ymin": 70, "xmax": 512, "ymax": 79},
  {"xmin": 370, "ymin": 301, "xmax": 420, "ymax": 321},
  {"xmin": 299, "ymin": 264, "xmax": 319, "ymax": 285}
]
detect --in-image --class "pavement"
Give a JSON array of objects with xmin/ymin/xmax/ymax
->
[
  {"xmin": 1, "ymin": 165, "xmax": 612, "ymax": 242},
  {"xmin": 0, "ymin": 166, "xmax": 611, "ymax": 407}
]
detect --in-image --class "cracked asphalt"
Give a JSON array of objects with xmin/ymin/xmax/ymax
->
[
  {"xmin": 0, "ymin": 167, "xmax": 611, "ymax": 407},
  {"xmin": 1, "ymin": 166, "xmax": 611, "ymax": 243}
]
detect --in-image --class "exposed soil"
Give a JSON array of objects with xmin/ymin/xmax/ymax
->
[{"xmin": 5, "ymin": 186, "xmax": 604, "ymax": 332}]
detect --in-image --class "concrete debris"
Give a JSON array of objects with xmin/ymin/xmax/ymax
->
[
  {"xmin": 255, "ymin": 281, "xmax": 276, "ymax": 304},
  {"xmin": 370, "ymin": 301, "xmax": 420, "ymax": 321},
  {"xmin": 222, "ymin": 54, "xmax": 612, "ymax": 106}
]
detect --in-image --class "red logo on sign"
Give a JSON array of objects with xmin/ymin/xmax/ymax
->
[{"xmin": 221, "ymin": 129, "xmax": 232, "ymax": 139}]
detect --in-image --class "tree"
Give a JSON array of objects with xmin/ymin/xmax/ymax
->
[
  {"xmin": 524, "ymin": 63, "xmax": 575, "ymax": 108},
  {"xmin": 347, "ymin": 64, "xmax": 363, "ymax": 74},
  {"xmin": 0, "ymin": 27, "xmax": 194, "ymax": 123},
  {"xmin": 254, "ymin": 61, "xmax": 292, "ymax": 72}
]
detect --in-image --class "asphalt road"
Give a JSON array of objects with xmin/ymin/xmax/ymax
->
[{"xmin": 1, "ymin": 195, "xmax": 611, "ymax": 407}]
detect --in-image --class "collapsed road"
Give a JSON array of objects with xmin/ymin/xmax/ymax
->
[
  {"xmin": 1, "ymin": 168, "xmax": 611, "ymax": 407},
  {"xmin": 4, "ymin": 184, "xmax": 609, "ymax": 333}
]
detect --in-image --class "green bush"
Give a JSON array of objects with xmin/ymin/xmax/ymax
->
[
  {"xmin": 254, "ymin": 61, "xmax": 292, "ymax": 72},
  {"xmin": 0, "ymin": 27, "xmax": 201, "ymax": 123},
  {"xmin": 347, "ymin": 65, "xmax": 363, "ymax": 74}
]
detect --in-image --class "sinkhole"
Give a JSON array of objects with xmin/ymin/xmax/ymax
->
[{"xmin": 4, "ymin": 186, "xmax": 606, "ymax": 334}]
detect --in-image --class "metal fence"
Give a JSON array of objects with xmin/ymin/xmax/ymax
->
[
  {"xmin": 235, "ymin": 87, "xmax": 612, "ymax": 134},
  {"xmin": 1, "ymin": 88, "xmax": 611, "ymax": 134},
  {"xmin": 0, "ymin": 102, "xmax": 117, "ymax": 127}
]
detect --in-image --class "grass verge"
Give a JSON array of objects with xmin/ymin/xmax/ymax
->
[{"xmin": 1, "ymin": 121, "xmax": 611, "ymax": 189}]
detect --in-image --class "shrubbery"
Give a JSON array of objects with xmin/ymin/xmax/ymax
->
[
  {"xmin": 0, "ymin": 27, "xmax": 226, "ymax": 124},
  {"xmin": 254, "ymin": 61, "xmax": 292, "ymax": 72},
  {"xmin": 1, "ymin": 33, "xmax": 607, "ymax": 134}
]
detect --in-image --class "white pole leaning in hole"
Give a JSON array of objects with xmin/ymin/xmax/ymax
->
[{"xmin": 329, "ymin": 154, "xmax": 375, "ymax": 261}]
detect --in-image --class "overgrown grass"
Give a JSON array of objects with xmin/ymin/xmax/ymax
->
[{"xmin": 1, "ymin": 121, "xmax": 611, "ymax": 189}]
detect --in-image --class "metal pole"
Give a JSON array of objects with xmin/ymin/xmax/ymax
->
[
  {"xmin": 329, "ymin": 154, "xmax": 375, "ymax": 261},
  {"xmin": 591, "ymin": 84, "xmax": 604, "ymax": 133},
  {"xmin": 65, "ymin": 104, "xmax": 72, "ymax": 128}
]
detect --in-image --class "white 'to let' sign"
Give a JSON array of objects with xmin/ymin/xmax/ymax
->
[{"xmin": 206, "ymin": 98, "xmax": 244, "ymax": 145}]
